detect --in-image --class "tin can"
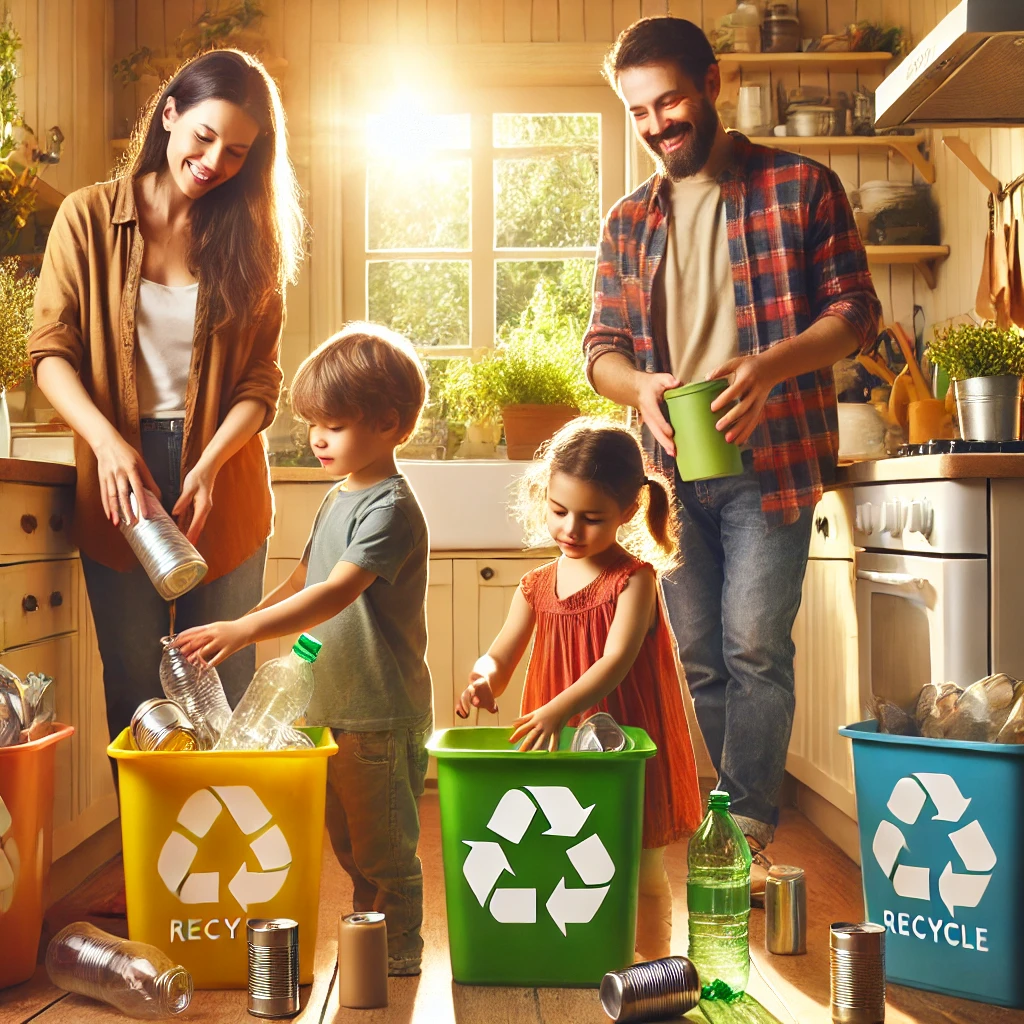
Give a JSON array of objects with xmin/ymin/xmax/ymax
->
[
  {"xmin": 118, "ymin": 489, "xmax": 207, "ymax": 601},
  {"xmin": 765, "ymin": 865, "xmax": 807, "ymax": 955},
  {"xmin": 247, "ymin": 919, "xmax": 299, "ymax": 1019},
  {"xmin": 600, "ymin": 956, "xmax": 701, "ymax": 1023},
  {"xmin": 830, "ymin": 922, "xmax": 886, "ymax": 1023},
  {"xmin": 130, "ymin": 698, "xmax": 200, "ymax": 752},
  {"xmin": 338, "ymin": 912, "xmax": 388, "ymax": 1008}
]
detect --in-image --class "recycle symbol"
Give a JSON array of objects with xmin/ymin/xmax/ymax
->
[
  {"xmin": 157, "ymin": 787, "xmax": 292, "ymax": 912},
  {"xmin": 872, "ymin": 772, "xmax": 996, "ymax": 917},
  {"xmin": 462, "ymin": 786, "xmax": 614, "ymax": 935}
]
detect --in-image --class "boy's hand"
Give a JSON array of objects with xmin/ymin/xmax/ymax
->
[
  {"xmin": 174, "ymin": 620, "xmax": 252, "ymax": 667},
  {"xmin": 510, "ymin": 702, "xmax": 567, "ymax": 753},
  {"xmin": 456, "ymin": 677, "xmax": 498, "ymax": 720}
]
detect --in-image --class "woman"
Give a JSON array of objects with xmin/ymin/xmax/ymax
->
[{"xmin": 28, "ymin": 50, "xmax": 304, "ymax": 743}]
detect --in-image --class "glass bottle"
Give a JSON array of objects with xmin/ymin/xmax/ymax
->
[{"xmin": 45, "ymin": 922, "xmax": 192, "ymax": 1019}]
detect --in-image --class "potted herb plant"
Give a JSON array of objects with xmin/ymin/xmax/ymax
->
[
  {"xmin": 0, "ymin": 257, "xmax": 37, "ymax": 457},
  {"xmin": 927, "ymin": 322, "xmax": 1024, "ymax": 442}
]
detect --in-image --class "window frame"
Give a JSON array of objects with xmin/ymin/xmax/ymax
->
[{"xmin": 338, "ymin": 86, "xmax": 625, "ymax": 357}]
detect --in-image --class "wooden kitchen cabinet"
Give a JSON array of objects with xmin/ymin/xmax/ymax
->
[{"xmin": 0, "ymin": 474, "xmax": 118, "ymax": 862}]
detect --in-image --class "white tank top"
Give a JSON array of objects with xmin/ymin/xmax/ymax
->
[{"xmin": 135, "ymin": 278, "xmax": 199, "ymax": 419}]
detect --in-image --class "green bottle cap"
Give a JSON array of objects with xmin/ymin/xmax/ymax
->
[
  {"xmin": 292, "ymin": 633, "xmax": 322, "ymax": 663},
  {"xmin": 708, "ymin": 789, "xmax": 731, "ymax": 810}
]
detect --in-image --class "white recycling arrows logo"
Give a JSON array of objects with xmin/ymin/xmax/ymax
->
[
  {"xmin": 157, "ymin": 787, "xmax": 292, "ymax": 911},
  {"xmin": 872, "ymin": 773, "xmax": 996, "ymax": 917},
  {"xmin": 462, "ymin": 786, "xmax": 614, "ymax": 935}
]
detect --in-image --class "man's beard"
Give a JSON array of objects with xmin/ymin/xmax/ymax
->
[{"xmin": 646, "ymin": 97, "xmax": 719, "ymax": 181}]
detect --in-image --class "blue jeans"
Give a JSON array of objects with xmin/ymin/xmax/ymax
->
[
  {"xmin": 661, "ymin": 454, "xmax": 812, "ymax": 846},
  {"xmin": 325, "ymin": 716, "xmax": 432, "ymax": 973},
  {"xmin": 81, "ymin": 419, "xmax": 268, "ymax": 744}
]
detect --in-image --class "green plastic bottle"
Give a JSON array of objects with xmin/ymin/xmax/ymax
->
[{"xmin": 686, "ymin": 790, "xmax": 752, "ymax": 993}]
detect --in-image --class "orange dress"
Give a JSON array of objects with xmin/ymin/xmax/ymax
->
[{"xmin": 519, "ymin": 551, "xmax": 703, "ymax": 849}]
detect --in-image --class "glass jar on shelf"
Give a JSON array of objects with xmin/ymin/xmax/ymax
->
[{"xmin": 762, "ymin": 2, "xmax": 802, "ymax": 53}]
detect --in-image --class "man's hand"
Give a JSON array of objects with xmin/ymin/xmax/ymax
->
[
  {"xmin": 707, "ymin": 353, "xmax": 779, "ymax": 445},
  {"xmin": 173, "ymin": 619, "xmax": 253, "ymax": 667},
  {"xmin": 635, "ymin": 371, "xmax": 682, "ymax": 456}
]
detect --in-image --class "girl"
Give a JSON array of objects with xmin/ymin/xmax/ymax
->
[
  {"xmin": 28, "ymin": 50, "xmax": 304, "ymax": 744},
  {"xmin": 456, "ymin": 418, "xmax": 702, "ymax": 960}
]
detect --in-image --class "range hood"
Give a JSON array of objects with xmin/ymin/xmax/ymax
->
[{"xmin": 875, "ymin": 0, "xmax": 1024, "ymax": 129}]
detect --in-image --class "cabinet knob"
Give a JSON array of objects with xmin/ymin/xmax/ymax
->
[
  {"xmin": 49, "ymin": 513, "xmax": 64, "ymax": 532},
  {"xmin": 480, "ymin": 567, "xmax": 495, "ymax": 581},
  {"xmin": 22, "ymin": 594, "xmax": 38, "ymax": 613},
  {"xmin": 49, "ymin": 591, "xmax": 63, "ymax": 608},
  {"xmin": 20, "ymin": 514, "xmax": 37, "ymax": 534}
]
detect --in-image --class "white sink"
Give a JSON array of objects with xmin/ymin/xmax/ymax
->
[{"xmin": 397, "ymin": 459, "xmax": 531, "ymax": 550}]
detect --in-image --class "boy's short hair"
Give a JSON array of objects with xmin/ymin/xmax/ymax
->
[{"xmin": 290, "ymin": 322, "xmax": 427, "ymax": 438}]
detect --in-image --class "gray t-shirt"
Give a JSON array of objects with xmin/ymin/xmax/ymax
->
[{"xmin": 300, "ymin": 475, "xmax": 432, "ymax": 731}]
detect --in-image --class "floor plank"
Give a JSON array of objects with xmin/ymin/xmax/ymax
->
[{"xmin": 6, "ymin": 794, "xmax": 1024, "ymax": 1023}]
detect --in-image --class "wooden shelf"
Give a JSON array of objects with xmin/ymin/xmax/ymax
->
[
  {"xmin": 865, "ymin": 244, "xmax": 950, "ymax": 288},
  {"xmin": 749, "ymin": 132, "xmax": 934, "ymax": 183},
  {"xmin": 719, "ymin": 51, "xmax": 895, "ymax": 72}
]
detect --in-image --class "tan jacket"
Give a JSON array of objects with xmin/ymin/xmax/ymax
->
[{"xmin": 28, "ymin": 177, "xmax": 283, "ymax": 581}]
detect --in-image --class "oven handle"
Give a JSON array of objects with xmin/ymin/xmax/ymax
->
[{"xmin": 856, "ymin": 569, "xmax": 928, "ymax": 589}]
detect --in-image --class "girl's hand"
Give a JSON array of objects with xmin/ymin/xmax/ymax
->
[
  {"xmin": 173, "ymin": 460, "xmax": 218, "ymax": 545},
  {"xmin": 173, "ymin": 620, "xmax": 251, "ymax": 667},
  {"xmin": 92, "ymin": 431, "xmax": 161, "ymax": 527},
  {"xmin": 510, "ymin": 703, "xmax": 567, "ymax": 753},
  {"xmin": 456, "ymin": 676, "xmax": 499, "ymax": 720}
]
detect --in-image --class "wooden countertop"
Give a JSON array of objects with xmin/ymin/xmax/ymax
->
[
  {"xmin": 836, "ymin": 453, "xmax": 1024, "ymax": 484},
  {"xmin": 0, "ymin": 458, "xmax": 76, "ymax": 486}
]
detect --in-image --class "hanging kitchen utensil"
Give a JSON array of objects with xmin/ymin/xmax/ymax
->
[
  {"xmin": 890, "ymin": 323, "xmax": 932, "ymax": 400},
  {"xmin": 977, "ymin": 194, "xmax": 1012, "ymax": 327},
  {"xmin": 856, "ymin": 353, "xmax": 897, "ymax": 385},
  {"xmin": 888, "ymin": 365, "xmax": 915, "ymax": 436}
]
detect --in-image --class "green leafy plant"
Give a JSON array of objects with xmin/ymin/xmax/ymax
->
[
  {"xmin": 850, "ymin": 21, "xmax": 907, "ymax": 56},
  {"xmin": 0, "ymin": 257, "xmax": 36, "ymax": 393},
  {"xmin": 113, "ymin": 46, "xmax": 155, "ymax": 87},
  {"xmin": 0, "ymin": 12, "xmax": 21, "ymax": 161},
  {"xmin": 927, "ymin": 322, "xmax": 1024, "ymax": 381}
]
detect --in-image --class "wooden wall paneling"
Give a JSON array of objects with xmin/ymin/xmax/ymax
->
[
  {"xmin": 368, "ymin": 0, "xmax": 400, "ymax": 43},
  {"xmin": 111, "ymin": 0, "xmax": 135, "ymax": 139},
  {"xmin": 311, "ymin": 0, "xmax": 341, "ymax": 48},
  {"xmin": 701, "ymin": 0, "xmax": 733, "ymax": 39},
  {"xmin": 959, "ymin": 128, "xmax": 987, "ymax": 321},
  {"xmin": 667, "ymin": 0, "xmax": 702, "ymax": 22},
  {"xmin": 73, "ymin": 0, "xmax": 106, "ymax": 192},
  {"xmin": 640, "ymin": 0, "xmax": 667, "ymax": 16},
  {"xmin": 583, "ymin": 0, "xmax": 615, "ymax": 42},
  {"xmin": 479, "ymin": 0, "xmax": 504, "ymax": 41},
  {"xmin": 559, "ymin": 0, "xmax": 587, "ymax": 42},
  {"xmin": 503, "ymin": 0, "xmax": 531, "ymax": 42},
  {"xmin": 398, "ymin": 0, "xmax": 428, "ymax": 43},
  {"xmin": 338, "ymin": 0, "xmax": 370, "ymax": 43},
  {"xmin": 456, "ymin": 0, "xmax": 482, "ymax": 42},
  {"xmin": 428, "ymin": 0, "xmax": 459, "ymax": 42},
  {"xmin": 855, "ymin": 0, "xmax": 883, "ymax": 24},
  {"xmin": 611, "ymin": 0, "xmax": 642, "ymax": 36},
  {"xmin": 825, "ymin": 0, "xmax": 859, "ymax": 198},
  {"xmin": 163, "ymin": 0, "xmax": 191, "ymax": 59},
  {"xmin": 531, "ymin": 0, "xmax": 558, "ymax": 42}
]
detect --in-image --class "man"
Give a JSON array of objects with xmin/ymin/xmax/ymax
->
[{"xmin": 584, "ymin": 17, "xmax": 881, "ymax": 898}]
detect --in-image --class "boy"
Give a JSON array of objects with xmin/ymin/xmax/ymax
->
[{"xmin": 175, "ymin": 323, "xmax": 433, "ymax": 976}]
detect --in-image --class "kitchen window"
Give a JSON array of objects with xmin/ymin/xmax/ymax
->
[{"xmin": 339, "ymin": 88, "xmax": 626, "ymax": 357}]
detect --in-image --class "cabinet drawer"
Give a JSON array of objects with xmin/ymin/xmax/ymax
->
[
  {"xmin": 473, "ymin": 558, "xmax": 548, "ymax": 588},
  {"xmin": 0, "ymin": 483, "xmax": 75, "ymax": 560},
  {"xmin": 1, "ymin": 560, "xmax": 76, "ymax": 649}
]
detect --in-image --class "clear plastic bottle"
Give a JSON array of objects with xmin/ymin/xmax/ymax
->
[
  {"xmin": 686, "ymin": 790, "xmax": 752, "ymax": 993},
  {"xmin": 159, "ymin": 637, "xmax": 231, "ymax": 750},
  {"xmin": 214, "ymin": 634, "xmax": 322, "ymax": 752},
  {"xmin": 45, "ymin": 922, "xmax": 192, "ymax": 1019}
]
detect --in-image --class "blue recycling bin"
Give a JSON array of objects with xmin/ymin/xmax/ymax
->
[{"xmin": 840, "ymin": 721, "xmax": 1024, "ymax": 1009}]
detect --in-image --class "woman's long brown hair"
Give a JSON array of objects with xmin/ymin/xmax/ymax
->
[{"xmin": 123, "ymin": 49, "xmax": 305, "ymax": 330}]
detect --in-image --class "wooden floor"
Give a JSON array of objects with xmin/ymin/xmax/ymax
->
[{"xmin": 4, "ymin": 793, "xmax": 1023, "ymax": 1024}]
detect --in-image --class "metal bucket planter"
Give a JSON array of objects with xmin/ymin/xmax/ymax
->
[{"xmin": 954, "ymin": 375, "xmax": 1023, "ymax": 441}]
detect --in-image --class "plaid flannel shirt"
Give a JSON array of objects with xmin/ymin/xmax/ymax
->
[{"xmin": 584, "ymin": 133, "xmax": 881, "ymax": 526}]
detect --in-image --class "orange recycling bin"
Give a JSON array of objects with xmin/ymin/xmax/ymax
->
[{"xmin": 0, "ymin": 723, "xmax": 75, "ymax": 989}]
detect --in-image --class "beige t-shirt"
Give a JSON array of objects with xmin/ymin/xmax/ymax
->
[{"xmin": 653, "ymin": 177, "xmax": 739, "ymax": 384}]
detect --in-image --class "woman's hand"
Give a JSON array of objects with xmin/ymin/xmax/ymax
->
[
  {"xmin": 173, "ymin": 460, "xmax": 218, "ymax": 545},
  {"xmin": 456, "ymin": 660, "xmax": 500, "ymax": 720},
  {"xmin": 173, "ymin": 619, "xmax": 252, "ymax": 667},
  {"xmin": 92, "ymin": 430, "xmax": 161, "ymax": 527},
  {"xmin": 510, "ymin": 701, "xmax": 568, "ymax": 753}
]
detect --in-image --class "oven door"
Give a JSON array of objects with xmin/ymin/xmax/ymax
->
[{"xmin": 856, "ymin": 550, "xmax": 988, "ymax": 712}]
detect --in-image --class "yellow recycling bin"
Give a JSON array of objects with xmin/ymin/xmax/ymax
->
[{"xmin": 108, "ymin": 727, "xmax": 337, "ymax": 989}]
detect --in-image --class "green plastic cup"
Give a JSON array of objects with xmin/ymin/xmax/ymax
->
[{"xmin": 663, "ymin": 380, "xmax": 744, "ymax": 482}]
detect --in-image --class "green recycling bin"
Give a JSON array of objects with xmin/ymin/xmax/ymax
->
[{"xmin": 427, "ymin": 725, "xmax": 655, "ymax": 986}]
